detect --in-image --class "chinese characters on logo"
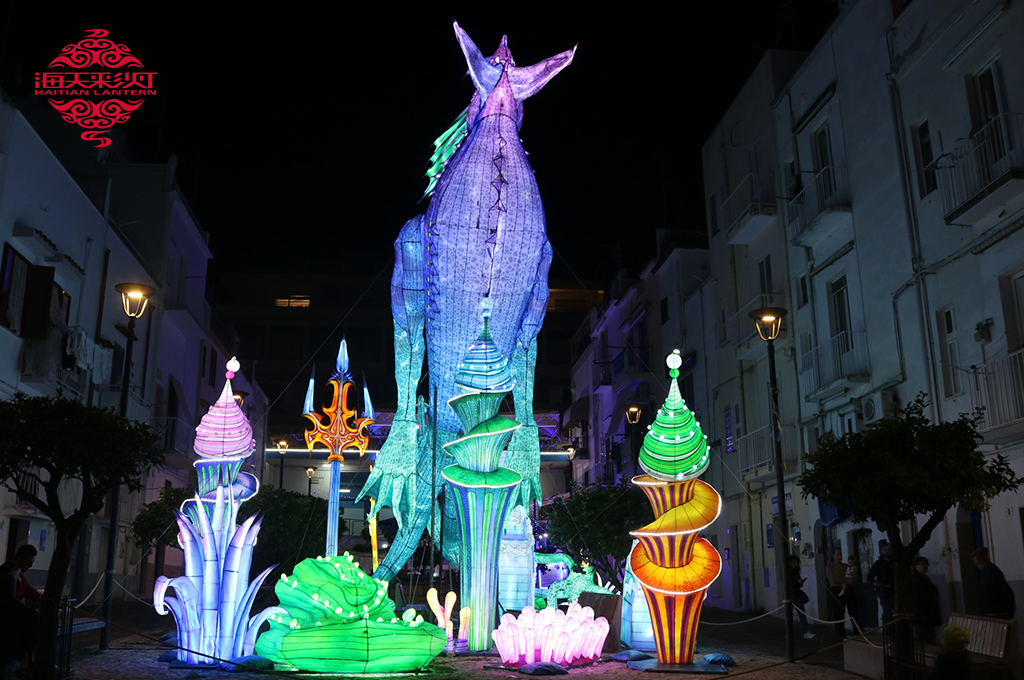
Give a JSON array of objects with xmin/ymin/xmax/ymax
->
[{"xmin": 35, "ymin": 29, "xmax": 156, "ymax": 148}]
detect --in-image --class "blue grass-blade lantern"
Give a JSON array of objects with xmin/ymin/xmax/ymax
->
[{"xmin": 153, "ymin": 358, "xmax": 286, "ymax": 666}]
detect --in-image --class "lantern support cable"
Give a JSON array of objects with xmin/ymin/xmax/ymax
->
[{"xmin": 251, "ymin": 255, "xmax": 394, "ymax": 434}]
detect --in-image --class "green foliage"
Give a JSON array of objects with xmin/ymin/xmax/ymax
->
[
  {"xmin": 130, "ymin": 483, "xmax": 334, "ymax": 580},
  {"xmin": 133, "ymin": 480, "xmax": 373, "ymax": 587},
  {"xmin": 0, "ymin": 393, "xmax": 161, "ymax": 680},
  {"xmin": 798, "ymin": 394, "xmax": 1019, "ymax": 533},
  {"xmin": 543, "ymin": 482, "xmax": 653, "ymax": 591},
  {"xmin": 0, "ymin": 393, "xmax": 161, "ymax": 523},
  {"xmin": 236, "ymin": 485, "xmax": 330, "ymax": 578},
  {"xmin": 131, "ymin": 485, "xmax": 194, "ymax": 548},
  {"xmin": 798, "ymin": 393, "xmax": 1022, "ymax": 612}
]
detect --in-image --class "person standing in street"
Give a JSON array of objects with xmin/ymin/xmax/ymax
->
[
  {"xmin": 843, "ymin": 555, "xmax": 864, "ymax": 634},
  {"xmin": 970, "ymin": 547, "xmax": 1016, "ymax": 619},
  {"xmin": 826, "ymin": 548, "xmax": 848, "ymax": 640},
  {"xmin": 788, "ymin": 554, "xmax": 816, "ymax": 639},
  {"xmin": 867, "ymin": 541, "xmax": 895, "ymax": 620},
  {"xmin": 0, "ymin": 545, "xmax": 40, "ymax": 675},
  {"xmin": 910, "ymin": 556, "xmax": 941, "ymax": 644}
]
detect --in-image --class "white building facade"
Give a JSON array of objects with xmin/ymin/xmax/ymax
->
[
  {"xmin": 0, "ymin": 92, "xmax": 267, "ymax": 602},
  {"xmin": 567, "ymin": 0, "xmax": 1024, "ymax": 646}
]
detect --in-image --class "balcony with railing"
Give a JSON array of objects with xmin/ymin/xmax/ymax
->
[
  {"xmin": 800, "ymin": 331, "xmax": 869, "ymax": 400},
  {"xmin": 166, "ymin": 275, "xmax": 211, "ymax": 333},
  {"xmin": 787, "ymin": 166, "xmax": 852, "ymax": 246},
  {"xmin": 738, "ymin": 424, "xmax": 797, "ymax": 480},
  {"xmin": 96, "ymin": 383, "xmax": 153, "ymax": 423},
  {"xmin": 4, "ymin": 472, "xmax": 83, "ymax": 516},
  {"xmin": 933, "ymin": 112, "xmax": 1024, "ymax": 225},
  {"xmin": 969, "ymin": 348, "xmax": 1024, "ymax": 445},
  {"xmin": 153, "ymin": 416, "xmax": 196, "ymax": 470},
  {"xmin": 723, "ymin": 173, "xmax": 777, "ymax": 245},
  {"xmin": 727, "ymin": 293, "xmax": 786, "ymax": 360},
  {"xmin": 609, "ymin": 346, "xmax": 651, "ymax": 385}
]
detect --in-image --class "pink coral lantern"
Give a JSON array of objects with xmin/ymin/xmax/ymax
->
[{"xmin": 491, "ymin": 603, "xmax": 609, "ymax": 668}]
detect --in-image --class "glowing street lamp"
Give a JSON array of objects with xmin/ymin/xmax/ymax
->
[
  {"xmin": 626, "ymin": 402, "xmax": 643, "ymax": 469},
  {"xmin": 306, "ymin": 466, "xmax": 316, "ymax": 496},
  {"xmin": 750, "ymin": 307, "xmax": 787, "ymax": 342},
  {"xmin": 749, "ymin": 305, "xmax": 793, "ymax": 661},
  {"xmin": 101, "ymin": 281, "xmax": 154, "ymax": 650},
  {"xmin": 277, "ymin": 439, "xmax": 289, "ymax": 489},
  {"xmin": 626, "ymin": 403, "xmax": 642, "ymax": 424}
]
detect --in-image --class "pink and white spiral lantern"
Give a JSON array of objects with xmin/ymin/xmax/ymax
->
[{"xmin": 491, "ymin": 602, "xmax": 610, "ymax": 668}]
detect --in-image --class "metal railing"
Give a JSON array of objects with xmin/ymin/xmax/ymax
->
[
  {"xmin": 738, "ymin": 424, "xmax": 796, "ymax": 475},
  {"xmin": 800, "ymin": 331, "xmax": 869, "ymax": 396},
  {"xmin": 55, "ymin": 367, "xmax": 87, "ymax": 400},
  {"xmin": 5, "ymin": 474, "xmax": 84, "ymax": 516},
  {"xmin": 166, "ymin": 275, "xmax": 211, "ymax": 329},
  {"xmin": 98, "ymin": 383, "xmax": 153, "ymax": 423},
  {"xmin": 932, "ymin": 112, "xmax": 1024, "ymax": 220},
  {"xmin": 728, "ymin": 293, "xmax": 785, "ymax": 350},
  {"xmin": 722, "ymin": 172, "xmax": 776, "ymax": 241},
  {"xmin": 609, "ymin": 346, "xmax": 650, "ymax": 381},
  {"xmin": 56, "ymin": 596, "xmax": 76, "ymax": 680},
  {"xmin": 6, "ymin": 470, "xmax": 39, "ymax": 506},
  {"xmin": 787, "ymin": 166, "xmax": 850, "ymax": 242},
  {"xmin": 969, "ymin": 348, "xmax": 1024, "ymax": 433}
]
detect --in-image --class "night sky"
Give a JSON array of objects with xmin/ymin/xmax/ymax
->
[{"xmin": 2, "ymin": 2, "xmax": 837, "ymax": 285}]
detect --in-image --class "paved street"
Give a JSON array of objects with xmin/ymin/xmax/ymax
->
[{"xmin": 66, "ymin": 601, "xmax": 868, "ymax": 678}]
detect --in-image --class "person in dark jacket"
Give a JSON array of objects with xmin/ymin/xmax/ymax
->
[
  {"xmin": 910, "ymin": 556, "xmax": 941, "ymax": 644},
  {"xmin": 867, "ymin": 541, "xmax": 895, "ymax": 619},
  {"xmin": 826, "ymin": 548, "xmax": 848, "ymax": 640},
  {"xmin": 970, "ymin": 547, "xmax": 1016, "ymax": 619},
  {"xmin": 0, "ymin": 545, "xmax": 40, "ymax": 674},
  {"xmin": 787, "ymin": 555, "xmax": 815, "ymax": 639}
]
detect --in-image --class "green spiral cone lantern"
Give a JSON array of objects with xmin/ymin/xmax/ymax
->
[
  {"xmin": 629, "ymin": 350, "xmax": 722, "ymax": 667},
  {"xmin": 441, "ymin": 298, "xmax": 522, "ymax": 651}
]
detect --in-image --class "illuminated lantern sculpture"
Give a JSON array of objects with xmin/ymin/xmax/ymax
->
[
  {"xmin": 254, "ymin": 553, "xmax": 446, "ymax": 673},
  {"xmin": 491, "ymin": 603, "xmax": 610, "ymax": 668},
  {"xmin": 357, "ymin": 22, "xmax": 575, "ymax": 584},
  {"xmin": 629, "ymin": 350, "xmax": 722, "ymax": 668},
  {"xmin": 426, "ymin": 588, "xmax": 471, "ymax": 652},
  {"xmin": 302, "ymin": 340, "xmax": 374, "ymax": 557},
  {"xmin": 535, "ymin": 552, "xmax": 616, "ymax": 608},
  {"xmin": 441, "ymin": 299, "xmax": 522, "ymax": 650},
  {"xmin": 619, "ymin": 539, "xmax": 656, "ymax": 652},
  {"xmin": 154, "ymin": 359, "xmax": 285, "ymax": 665},
  {"xmin": 498, "ymin": 505, "xmax": 536, "ymax": 611}
]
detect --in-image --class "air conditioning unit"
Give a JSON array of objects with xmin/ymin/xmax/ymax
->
[{"xmin": 861, "ymin": 390, "xmax": 896, "ymax": 424}]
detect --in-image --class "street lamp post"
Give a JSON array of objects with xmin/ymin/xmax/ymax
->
[
  {"xmin": 626, "ymin": 403, "xmax": 642, "ymax": 470},
  {"xmin": 749, "ymin": 306, "xmax": 794, "ymax": 661},
  {"xmin": 101, "ymin": 283, "xmax": 154, "ymax": 650},
  {"xmin": 306, "ymin": 467, "xmax": 316, "ymax": 496},
  {"xmin": 277, "ymin": 440, "xmax": 288, "ymax": 489}
]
